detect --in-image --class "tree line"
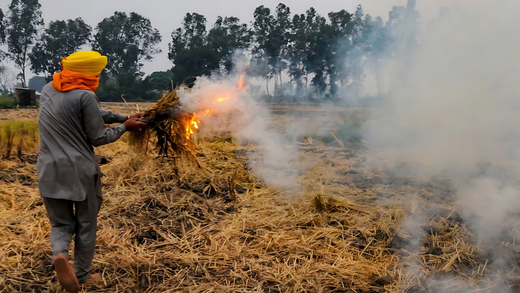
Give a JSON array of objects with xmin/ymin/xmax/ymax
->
[{"xmin": 0, "ymin": 0, "xmax": 419, "ymax": 102}]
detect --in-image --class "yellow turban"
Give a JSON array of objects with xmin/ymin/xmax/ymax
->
[{"xmin": 61, "ymin": 51, "xmax": 108, "ymax": 76}]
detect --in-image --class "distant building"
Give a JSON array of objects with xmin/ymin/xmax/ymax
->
[{"xmin": 14, "ymin": 88, "xmax": 37, "ymax": 107}]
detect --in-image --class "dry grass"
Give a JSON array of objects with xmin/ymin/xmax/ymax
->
[
  {"xmin": 129, "ymin": 89, "xmax": 199, "ymax": 167},
  {"xmin": 0, "ymin": 120, "xmax": 39, "ymax": 160},
  {"xmin": 1, "ymin": 106, "xmax": 520, "ymax": 292},
  {"xmin": 0, "ymin": 103, "xmax": 155, "ymax": 121},
  {"xmin": 0, "ymin": 135, "xmax": 404, "ymax": 292}
]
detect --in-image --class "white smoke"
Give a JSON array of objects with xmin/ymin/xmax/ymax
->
[
  {"xmin": 370, "ymin": 0, "xmax": 520, "ymax": 206},
  {"xmin": 178, "ymin": 75, "xmax": 299, "ymax": 189},
  {"xmin": 366, "ymin": 0, "xmax": 520, "ymax": 291}
]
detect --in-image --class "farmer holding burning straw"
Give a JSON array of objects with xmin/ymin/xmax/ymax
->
[{"xmin": 37, "ymin": 51, "xmax": 147, "ymax": 292}]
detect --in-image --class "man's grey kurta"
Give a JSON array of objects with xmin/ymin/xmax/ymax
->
[
  {"xmin": 37, "ymin": 82, "xmax": 128, "ymax": 282},
  {"xmin": 37, "ymin": 82, "xmax": 127, "ymax": 201}
]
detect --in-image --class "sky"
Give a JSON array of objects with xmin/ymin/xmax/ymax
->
[{"xmin": 0, "ymin": 0, "xmax": 449, "ymax": 79}]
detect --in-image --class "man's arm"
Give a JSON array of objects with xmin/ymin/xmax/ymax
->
[
  {"xmin": 82, "ymin": 94, "xmax": 126, "ymax": 147},
  {"xmin": 100, "ymin": 109, "xmax": 127, "ymax": 124}
]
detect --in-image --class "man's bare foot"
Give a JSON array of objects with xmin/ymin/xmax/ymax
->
[
  {"xmin": 80, "ymin": 273, "xmax": 101, "ymax": 285},
  {"xmin": 53, "ymin": 254, "xmax": 79, "ymax": 293}
]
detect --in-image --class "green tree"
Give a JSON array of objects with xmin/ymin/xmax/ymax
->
[
  {"xmin": 96, "ymin": 71, "xmax": 171, "ymax": 102},
  {"xmin": 302, "ymin": 8, "xmax": 327, "ymax": 97},
  {"xmin": 29, "ymin": 18, "xmax": 91, "ymax": 81},
  {"xmin": 272, "ymin": 3, "xmax": 291, "ymax": 91},
  {"xmin": 207, "ymin": 16, "xmax": 251, "ymax": 73},
  {"xmin": 252, "ymin": 4, "xmax": 292, "ymax": 98},
  {"xmin": 171, "ymin": 12, "xmax": 207, "ymax": 51},
  {"xmin": 144, "ymin": 70, "xmax": 175, "ymax": 92},
  {"xmin": 93, "ymin": 11, "xmax": 161, "ymax": 101},
  {"xmin": 0, "ymin": 9, "xmax": 7, "ymax": 60},
  {"xmin": 319, "ymin": 5, "xmax": 372, "ymax": 100},
  {"xmin": 359, "ymin": 14, "xmax": 388, "ymax": 97},
  {"xmin": 385, "ymin": 5, "xmax": 419, "ymax": 55},
  {"xmin": 168, "ymin": 13, "xmax": 218, "ymax": 86},
  {"xmin": 387, "ymin": 4, "xmax": 419, "ymax": 76},
  {"xmin": 6, "ymin": 0, "xmax": 44, "ymax": 88},
  {"xmin": 326, "ymin": 9, "xmax": 353, "ymax": 98},
  {"xmin": 93, "ymin": 11, "xmax": 162, "ymax": 77},
  {"xmin": 248, "ymin": 56, "xmax": 272, "ymax": 96},
  {"xmin": 287, "ymin": 12, "xmax": 307, "ymax": 96},
  {"xmin": 251, "ymin": 6, "xmax": 273, "ymax": 96},
  {"xmin": 129, "ymin": 71, "xmax": 176, "ymax": 101}
]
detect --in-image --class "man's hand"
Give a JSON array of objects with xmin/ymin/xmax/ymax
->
[
  {"xmin": 123, "ymin": 118, "xmax": 148, "ymax": 132},
  {"xmin": 127, "ymin": 112, "xmax": 143, "ymax": 120}
]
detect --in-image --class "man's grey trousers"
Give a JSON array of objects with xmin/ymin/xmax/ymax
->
[{"xmin": 43, "ymin": 192, "xmax": 102, "ymax": 283}]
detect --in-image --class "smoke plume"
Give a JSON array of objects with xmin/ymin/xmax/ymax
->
[
  {"xmin": 178, "ymin": 75, "xmax": 299, "ymax": 189},
  {"xmin": 366, "ymin": 0, "xmax": 520, "ymax": 291}
]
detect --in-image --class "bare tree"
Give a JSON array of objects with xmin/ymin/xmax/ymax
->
[
  {"xmin": 0, "ymin": 65, "xmax": 16, "ymax": 94},
  {"xmin": 6, "ymin": 0, "xmax": 44, "ymax": 88}
]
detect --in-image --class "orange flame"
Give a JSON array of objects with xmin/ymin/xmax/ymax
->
[
  {"xmin": 213, "ymin": 96, "xmax": 229, "ymax": 104},
  {"xmin": 194, "ymin": 109, "xmax": 211, "ymax": 119},
  {"xmin": 184, "ymin": 73, "xmax": 246, "ymax": 141},
  {"xmin": 237, "ymin": 72, "xmax": 246, "ymax": 89},
  {"xmin": 185, "ymin": 116, "xmax": 200, "ymax": 140}
]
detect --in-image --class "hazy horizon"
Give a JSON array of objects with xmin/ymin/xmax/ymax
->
[{"xmin": 0, "ymin": 0, "xmax": 446, "ymax": 81}]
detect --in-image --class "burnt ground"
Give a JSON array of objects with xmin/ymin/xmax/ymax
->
[{"xmin": 1, "ymin": 105, "xmax": 520, "ymax": 292}]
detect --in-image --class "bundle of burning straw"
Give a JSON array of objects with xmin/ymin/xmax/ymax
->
[{"xmin": 129, "ymin": 87, "xmax": 200, "ymax": 167}]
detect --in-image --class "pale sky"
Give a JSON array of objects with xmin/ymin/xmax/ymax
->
[{"xmin": 0, "ymin": 0, "xmax": 449, "ymax": 79}]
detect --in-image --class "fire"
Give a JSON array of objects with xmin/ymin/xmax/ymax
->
[
  {"xmin": 183, "ymin": 73, "xmax": 247, "ymax": 141},
  {"xmin": 191, "ymin": 119, "xmax": 199, "ymax": 130},
  {"xmin": 185, "ymin": 116, "xmax": 200, "ymax": 140},
  {"xmin": 237, "ymin": 72, "xmax": 246, "ymax": 89},
  {"xmin": 194, "ymin": 109, "xmax": 211, "ymax": 119},
  {"xmin": 213, "ymin": 96, "xmax": 229, "ymax": 104}
]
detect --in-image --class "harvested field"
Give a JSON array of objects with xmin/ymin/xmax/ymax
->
[
  {"xmin": 0, "ymin": 102, "xmax": 156, "ymax": 121},
  {"xmin": 0, "ymin": 106, "xmax": 519, "ymax": 292}
]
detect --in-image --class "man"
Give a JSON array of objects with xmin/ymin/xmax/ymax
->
[{"xmin": 37, "ymin": 51, "xmax": 147, "ymax": 293}]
